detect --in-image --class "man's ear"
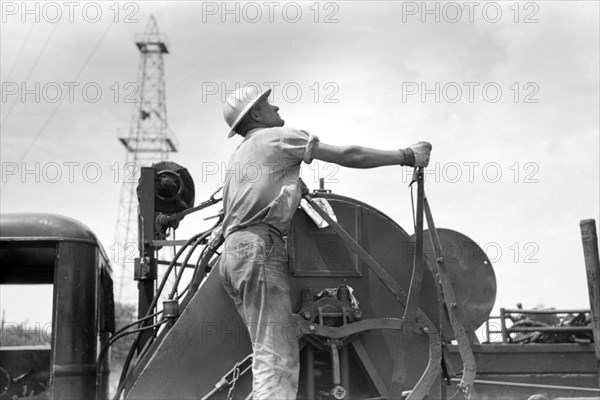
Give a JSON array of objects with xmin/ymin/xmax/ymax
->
[{"xmin": 248, "ymin": 108, "xmax": 261, "ymax": 122}]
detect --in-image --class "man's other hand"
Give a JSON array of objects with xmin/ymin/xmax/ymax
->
[{"xmin": 409, "ymin": 141, "xmax": 432, "ymax": 167}]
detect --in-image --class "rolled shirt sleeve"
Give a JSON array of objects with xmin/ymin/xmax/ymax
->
[{"xmin": 280, "ymin": 128, "xmax": 320, "ymax": 164}]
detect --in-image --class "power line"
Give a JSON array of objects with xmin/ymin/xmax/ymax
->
[
  {"xmin": 1, "ymin": 22, "xmax": 59, "ymax": 130},
  {"xmin": 1, "ymin": 20, "xmax": 115, "ymax": 192},
  {"xmin": 3, "ymin": 22, "xmax": 36, "ymax": 82}
]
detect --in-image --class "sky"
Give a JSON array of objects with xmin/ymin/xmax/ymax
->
[{"xmin": 1, "ymin": 1, "xmax": 599, "ymax": 324}]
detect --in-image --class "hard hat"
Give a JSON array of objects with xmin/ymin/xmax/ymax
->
[{"xmin": 223, "ymin": 86, "xmax": 272, "ymax": 138}]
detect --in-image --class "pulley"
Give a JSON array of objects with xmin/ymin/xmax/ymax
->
[
  {"xmin": 137, "ymin": 161, "xmax": 195, "ymax": 235},
  {"xmin": 151, "ymin": 161, "xmax": 195, "ymax": 214}
]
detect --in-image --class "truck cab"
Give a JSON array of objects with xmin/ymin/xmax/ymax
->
[{"xmin": 0, "ymin": 213, "xmax": 114, "ymax": 399}]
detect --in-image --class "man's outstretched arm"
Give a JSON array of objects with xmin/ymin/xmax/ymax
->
[{"xmin": 312, "ymin": 141, "xmax": 432, "ymax": 168}]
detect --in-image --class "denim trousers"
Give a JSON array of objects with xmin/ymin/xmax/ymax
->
[{"xmin": 219, "ymin": 225, "xmax": 299, "ymax": 400}]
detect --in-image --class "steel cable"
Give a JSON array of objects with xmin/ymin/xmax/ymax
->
[
  {"xmin": 1, "ymin": 22, "xmax": 58, "ymax": 130},
  {"xmin": 3, "ymin": 22, "xmax": 36, "ymax": 83},
  {"xmin": 2, "ymin": 20, "xmax": 114, "ymax": 190}
]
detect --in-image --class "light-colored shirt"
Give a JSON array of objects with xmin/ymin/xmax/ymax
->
[{"xmin": 222, "ymin": 127, "xmax": 319, "ymax": 237}]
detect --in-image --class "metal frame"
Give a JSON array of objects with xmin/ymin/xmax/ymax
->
[
  {"xmin": 499, "ymin": 308, "xmax": 593, "ymax": 344},
  {"xmin": 301, "ymin": 173, "xmax": 448, "ymax": 400}
]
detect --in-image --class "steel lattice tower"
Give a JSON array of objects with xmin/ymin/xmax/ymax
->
[{"xmin": 114, "ymin": 16, "xmax": 177, "ymax": 303}]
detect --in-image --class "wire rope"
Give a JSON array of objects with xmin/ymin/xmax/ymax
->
[{"xmin": 2, "ymin": 20, "xmax": 114, "ymax": 190}]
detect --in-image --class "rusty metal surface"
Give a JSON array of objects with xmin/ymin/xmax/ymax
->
[
  {"xmin": 51, "ymin": 241, "xmax": 101, "ymax": 399},
  {"xmin": 413, "ymin": 228, "xmax": 497, "ymax": 333},
  {"xmin": 423, "ymin": 197, "xmax": 477, "ymax": 398}
]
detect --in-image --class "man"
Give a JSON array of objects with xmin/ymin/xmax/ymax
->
[{"xmin": 219, "ymin": 86, "xmax": 431, "ymax": 400}]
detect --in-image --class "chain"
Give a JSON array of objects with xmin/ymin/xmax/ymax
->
[
  {"xmin": 227, "ymin": 364, "xmax": 241, "ymax": 400},
  {"xmin": 456, "ymin": 381, "xmax": 472, "ymax": 400},
  {"xmin": 201, "ymin": 355, "xmax": 252, "ymax": 400}
]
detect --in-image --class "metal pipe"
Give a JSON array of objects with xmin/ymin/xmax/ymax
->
[
  {"xmin": 404, "ymin": 167, "xmax": 425, "ymax": 323},
  {"xmin": 450, "ymin": 378, "xmax": 600, "ymax": 393},
  {"xmin": 507, "ymin": 326, "xmax": 592, "ymax": 333},
  {"xmin": 159, "ymin": 186, "xmax": 222, "ymax": 224},
  {"xmin": 423, "ymin": 195, "xmax": 477, "ymax": 394},
  {"xmin": 340, "ymin": 345, "xmax": 350, "ymax": 399},
  {"xmin": 331, "ymin": 341, "xmax": 341, "ymax": 385},
  {"xmin": 305, "ymin": 344, "xmax": 315, "ymax": 400},
  {"xmin": 484, "ymin": 316, "xmax": 504, "ymax": 343},
  {"xmin": 500, "ymin": 308, "xmax": 507, "ymax": 343},
  {"xmin": 502, "ymin": 308, "xmax": 590, "ymax": 314}
]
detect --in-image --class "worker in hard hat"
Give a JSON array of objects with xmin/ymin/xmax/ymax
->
[{"xmin": 219, "ymin": 85, "xmax": 431, "ymax": 400}]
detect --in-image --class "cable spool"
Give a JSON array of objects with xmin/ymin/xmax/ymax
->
[{"xmin": 124, "ymin": 192, "xmax": 498, "ymax": 398}]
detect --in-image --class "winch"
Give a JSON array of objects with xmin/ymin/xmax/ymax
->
[{"xmin": 122, "ymin": 172, "xmax": 497, "ymax": 399}]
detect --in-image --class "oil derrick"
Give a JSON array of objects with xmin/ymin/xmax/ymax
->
[{"xmin": 114, "ymin": 16, "xmax": 177, "ymax": 303}]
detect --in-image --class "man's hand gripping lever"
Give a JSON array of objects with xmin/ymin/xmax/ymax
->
[
  {"xmin": 408, "ymin": 141, "xmax": 432, "ymax": 168},
  {"xmin": 405, "ymin": 141, "xmax": 432, "ymax": 186}
]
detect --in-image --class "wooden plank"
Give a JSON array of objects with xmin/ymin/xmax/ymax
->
[
  {"xmin": 448, "ymin": 343, "xmax": 596, "ymax": 354},
  {"xmin": 580, "ymin": 218, "xmax": 600, "ymax": 389},
  {"xmin": 446, "ymin": 344, "xmax": 598, "ymax": 374}
]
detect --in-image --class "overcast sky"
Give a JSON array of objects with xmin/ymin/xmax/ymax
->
[{"xmin": 1, "ymin": 1, "xmax": 599, "ymax": 320}]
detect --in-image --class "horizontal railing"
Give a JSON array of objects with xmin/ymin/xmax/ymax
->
[{"xmin": 497, "ymin": 308, "xmax": 592, "ymax": 343}]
